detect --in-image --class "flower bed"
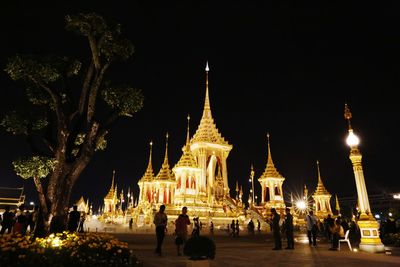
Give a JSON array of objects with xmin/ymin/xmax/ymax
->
[{"xmin": 0, "ymin": 232, "xmax": 142, "ymax": 267}]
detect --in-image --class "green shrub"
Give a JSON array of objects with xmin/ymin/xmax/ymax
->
[
  {"xmin": 183, "ymin": 236, "xmax": 216, "ymax": 260},
  {"xmin": 382, "ymin": 233, "xmax": 400, "ymax": 247},
  {"xmin": 0, "ymin": 232, "xmax": 142, "ymax": 267}
]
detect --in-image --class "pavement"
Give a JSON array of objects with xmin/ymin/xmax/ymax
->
[{"xmin": 112, "ymin": 231, "xmax": 399, "ymax": 267}]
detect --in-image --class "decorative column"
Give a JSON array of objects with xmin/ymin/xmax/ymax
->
[{"xmin": 344, "ymin": 104, "xmax": 384, "ymax": 253}]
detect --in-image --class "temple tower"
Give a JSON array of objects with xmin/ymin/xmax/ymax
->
[
  {"xmin": 138, "ymin": 142, "xmax": 156, "ymax": 203},
  {"xmin": 173, "ymin": 116, "xmax": 201, "ymax": 205},
  {"xmin": 258, "ymin": 133, "xmax": 286, "ymax": 211},
  {"xmin": 154, "ymin": 133, "xmax": 177, "ymax": 204},
  {"xmin": 104, "ymin": 170, "xmax": 118, "ymax": 213},
  {"xmin": 312, "ymin": 161, "xmax": 332, "ymax": 218},
  {"xmin": 190, "ymin": 62, "xmax": 233, "ymax": 206}
]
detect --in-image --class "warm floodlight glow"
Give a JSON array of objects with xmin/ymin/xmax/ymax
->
[
  {"xmin": 374, "ymin": 214, "xmax": 380, "ymax": 219},
  {"xmin": 346, "ymin": 130, "xmax": 360, "ymax": 147},
  {"xmin": 51, "ymin": 236, "xmax": 61, "ymax": 247},
  {"xmin": 389, "ymin": 212, "xmax": 393, "ymax": 217},
  {"xmin": 296, "ymin": 200, "xmax": 307, "ymax": 210},
  {"xmin": 393, "ymin": 194, "xmax": 400, "ymax": 199}
]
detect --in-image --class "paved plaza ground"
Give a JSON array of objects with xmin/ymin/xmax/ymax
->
[{"xmin": 113, "ymin": 232, "xmax": 399, "ymax": 267}]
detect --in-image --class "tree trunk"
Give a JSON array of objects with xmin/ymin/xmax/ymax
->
[
  {"xmin": 47, "ymin": 157, "xmax": 91, "ymax": 233},
  {"xmin": 33, "ymin": 176, "xmax": 48, "ymax": 216}
]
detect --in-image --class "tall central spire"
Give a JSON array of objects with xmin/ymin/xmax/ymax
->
[
  {"xmin": 191, "ymin": 62, "xmax": 230, "ymax": 145},
  {"xmin": 203, "ymin": 61, "xmax": 211, "ymax": 117},
  {"xmin": 259, "ymin": 133, "xmax": 284, "ymax": 180},
  {"xmin": 163, "ymin": 133, "xmax": 169, "ymax": 164}
]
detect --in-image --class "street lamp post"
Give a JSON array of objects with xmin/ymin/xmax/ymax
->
[{"xmin": 344, "ymin": 104, "xmax": 384, "ymax": 253}]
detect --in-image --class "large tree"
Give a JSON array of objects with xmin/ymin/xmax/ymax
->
[{"xmin": 2, "ymin": 13, "xmax": 144, "ymax": 227}]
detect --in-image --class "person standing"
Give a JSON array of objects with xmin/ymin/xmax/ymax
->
[
  {"xmin": 0, "ymin": 206, "xmax": 14, "ymax": 234},
  {"xmin": 306, "ymin": 210, "xmax": 318, "ymax": 247},
  {"xmin": 210, "ymin": 221, "xmax": 214, "ymax": 235},
  {"xmin": 271, "ymin": 208, "xmax": 282, "ymax": 250},
  {"xmin": 129, "ymin": 218, "xmax": 133, "ymax": 230},
  {"xmin": 235, "ymin": 220, "xmax": 240, "ymax": 236},
  {"xmin": 257, "ymin": 219, "xmax": 261, "ymax": 232},
  {"xmin": 175, "ymin": 206, "xmax": 190, "ymax": 256},
  {"xmin": 67, "ymin": 205, "xmax": 81, "ymax": 232},
  {"xmin": 283, "ymin": 207, "xmax": 294, "ymax": 249},
  {"xmin": 153, "ymin": 205, "xmax": 168, "ymax": 256}
]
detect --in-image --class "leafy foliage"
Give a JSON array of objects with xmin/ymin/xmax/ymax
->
[
  {"xmin": 1, "ymin": 112, "xmax": 29, "ymax": 135},
  {"xmin": 102, "ymin": 86, "xmax": 144, "ymax": 116},
  {"xmin": 13, "ymin": 156, "xmax": 57, "ymax": 180}
]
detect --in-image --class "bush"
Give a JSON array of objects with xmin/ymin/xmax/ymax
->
[
  {"xmin": 382, "ymin": 233, "xmax": 400, "ymax": 247},
  {"xmin": 0, "ymin": 232, "xmax": 142, "ymax": 267},
  {"xmin": 183, "ymin": 236, "xmax": 216, "ymax": 260}
]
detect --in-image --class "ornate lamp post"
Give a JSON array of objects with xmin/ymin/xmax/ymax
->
[{"xmin": 344, "ymin": 104, "xmax": 384, "ymax": 253}]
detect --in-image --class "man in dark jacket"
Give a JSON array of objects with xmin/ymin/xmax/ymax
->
[
  {"xmin": 271, "ymin": 208, "xmax": 282, "ymax": 250},
  {"xmin": 284, "ymin": 207, "xmax": 294, "ymax": 249}
]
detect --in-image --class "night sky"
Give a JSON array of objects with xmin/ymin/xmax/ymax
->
[{"xmin": 1, "ymin": 1, "xmax": 400, "ymax": 211}]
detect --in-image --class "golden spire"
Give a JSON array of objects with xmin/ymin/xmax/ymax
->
[
  {"xmin": 156, "ymin": 133, "xmax": 175, "ymax": 181},
  {"xmin": 258, "ymin": 133, "xmax": 284, "ymax": 180},
  {"xmin": 105, "ymin": 170, "xmax": 116, "ymax": 200},
  {"xmin": 335, "ymin": 194, "xmax": 341, "ymax": 213},
  {"xmin": 304, "ymin": 184, "xmax": 308, "ymax": 199},
  {"xmin": 140, "ymin": 141, "xmax": 155, "ymax": 182},
  {"xmin": 174, "ymin": 117, "xmax": 198, "ymax": 169},
  {"xmin": 344, "ymin": 103, "xmax": 352, "ymax": 130},
  {"xmin": 186, "ymin": 115, "xmax": 190, "ymax": 146},
  {"xmin": 164, "ymin": 132, "xmax": 169, "ymax": 164},
  {"xmin": 204, "ymin": 61, "xmax": 211, "ymax": 116},
  {"xmin": 314, "ymin": 161, "xmax": 330, "ymax": 195},
  {"xmin": 236, "ymin": 180, "xmax": 239, "ymax": 192},
  {"xmin": 191, "ymin": 62, "xmax": 230, "ymax": 146}
]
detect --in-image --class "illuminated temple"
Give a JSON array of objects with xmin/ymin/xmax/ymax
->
[{"xmin": 132, "ymin": 63, "xmax": 245, "ymax": 226}]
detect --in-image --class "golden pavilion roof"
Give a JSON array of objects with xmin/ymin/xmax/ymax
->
[
  {"xmin": 140, "ymin": 142, "xmax": 155, "ymax": 182},
  {"xmin": 258, "ymin": 134, "xmax": 284, "ymax": 181},
  {"xmin": 314, "ymin": 161, "xmax": 331, "ymax": 196},
  {"xmin": 155, "ymin": 134, "xmax": 176, "ymax": 181},
  {"xmin": 105, "ymin": 170, "xmax": 117, "ymax": 200},
  {"xmin": 175, "ymin": 116, "xmax": 198, "ymax": 169},
  {"xmin": 191, "ymin": 64, "xmax": 230, "ymax": 146}
]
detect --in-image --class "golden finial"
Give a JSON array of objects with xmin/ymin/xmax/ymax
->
[
  {"xmin": 236, "ymin": 180, "xmax": 239, "ymax": 192},
  {"xmin": 266, "ymin": 132, "xmax": 274, "ymax": 166},
  {"xmin": 204, "ymin": 62, "xmax": 211, "ymax": 114},
  {"xmin": 148, "ymin": 141, "xmax": 153, "ymax": 169},
  {"xmin": 344, "ymin": 103, "xmax": 353, "ymax": 130},
  {"xmin": 164, "ymin": 133, "xmax": 169, "ymax": 164},
  {"xmin": 335, "ymin": 194, "xmax": 341, "ymax": 213},
  {"xmin": 111, "ymin": 170, "xmax": 116, "ymax": 190},
  {"xmin": 316, "ymin": 160, "xmax": 322, "ymax": 183},
  {"xmin": 250, "ymin": 164, "xmax": 254, "ymax": 178},
  {"xmin": 186, "ymin": 115, "xmax": 190, "ymax": 145}
]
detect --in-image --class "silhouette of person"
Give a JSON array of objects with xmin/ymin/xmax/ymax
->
[
  {"xmin": 271, "ymin": 208, "xmax": 282, "ymax": 250},
  {"xmin": 67, "ymin": 205, "xmax": 81, "ymax": 232},
  {"xmin": 153, "ymin": 205, "xmax": 168, "ymax": 256},
  {"xmin": 283, "ymin": 207, "xmax": 294, "ymax": 249}
]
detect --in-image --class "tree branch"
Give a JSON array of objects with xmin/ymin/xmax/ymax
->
[
  {"xmin": 86, "ymin": 62, "xmax": 110, "ymax": 124},
  {"xmin": 78, "ymin": 62, "xmax": 94, "ymax": 115},
  {"xmin": 88, "ymin": 34, "xmax": 101, "ymax": 70}
]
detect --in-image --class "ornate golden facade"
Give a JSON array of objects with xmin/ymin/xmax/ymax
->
[
  {"xmin": 133, "ymin": 64, "xmax": 243, "ymax": 226},
  {"xmin": 312, "ymin": 161, "xmax": 332, "ymax": 219}
]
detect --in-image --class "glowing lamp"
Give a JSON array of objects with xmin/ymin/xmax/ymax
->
[
  {"xmin": 346, "ymin": 130, "xmax": 360, "ymax": 147},
  {"xmin": 296, "ymin": 200, "xmax": 307, "ymax": 210}
]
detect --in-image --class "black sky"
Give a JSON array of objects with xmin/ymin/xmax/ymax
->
[{"xmin": 1, "ymin": 1, "xmax": 400, "ymax": 210}]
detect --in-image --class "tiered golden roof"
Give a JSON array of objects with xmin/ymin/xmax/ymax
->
[
  {"xmin": 140, "ymin": 142, "xmax": 155, "ymax": 182},
  {"xmin": 258, "ymin": 133, "xmax": 284, "ymax": 180},
  {"xmin": 175, "ymin": 116, "xmax": 198, "ymax": 169},
  {"xmin": 155, "ymin": 133, "xmax": 175, "ymax": 181},
  {"xmin": 191, "ymin": 63, "xmax": 230, "ymax": 146},
  {"xmin": 105, "ymin": 170, "xmax": 117, "ymax": 200},
  {"xmin": 314, "ymin": 161, "xmax": 331, "ymax": 195}
]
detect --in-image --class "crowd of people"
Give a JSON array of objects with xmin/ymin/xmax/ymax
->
[
  {"xmin": 0, "ymin": 204, "xmax": 87, "ymax": 236},
  {"xmin": 0, "ymin": 205, "xmax": 38, "ymax": 235}
]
